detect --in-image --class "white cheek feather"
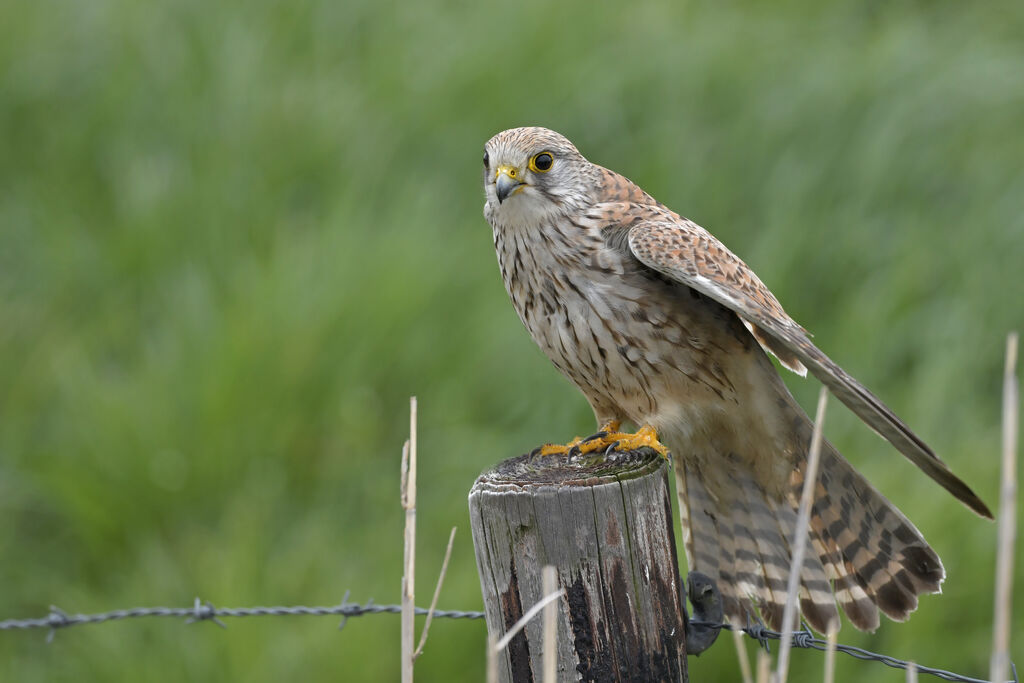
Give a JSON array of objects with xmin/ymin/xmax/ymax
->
[{"xmin": 485, "ymin": 187, "xmax": 567, "ymax": 229}]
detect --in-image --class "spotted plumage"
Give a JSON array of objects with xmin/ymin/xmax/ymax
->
[{"xmin": 482, "ymin": 126, "xmax": 991, "ymax": 633}]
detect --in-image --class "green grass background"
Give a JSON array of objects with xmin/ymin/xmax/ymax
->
[{"xmin": 2, "ymin": 1, "xmax": 1022, "ymax": 680}]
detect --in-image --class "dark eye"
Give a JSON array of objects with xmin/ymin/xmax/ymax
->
[
  {"xmin": 483, "ymin": 150, "xmax": 489, "ymax": 168},
  {"xmin": 530, "ymin": 152, "xmax": 553, "ymax": 173}
]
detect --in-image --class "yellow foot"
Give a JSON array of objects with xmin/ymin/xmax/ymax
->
[
  {"xmin": 534, "ymin": 420, "xmax": 619, "ymax": 457},
  {"xmin": 532, "ymin": 422, "xmax": 670, "ymax": 460}
]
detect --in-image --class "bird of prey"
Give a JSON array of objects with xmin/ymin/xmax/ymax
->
[{"xmin": 481, "ymin": 126, "xmax": 991, "ymax": 634}]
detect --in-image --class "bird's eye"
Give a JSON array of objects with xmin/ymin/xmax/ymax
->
[
  {"xmin": 483, "ymin": 150, "xmax": 489, "ymax": 168},
  {"xmin": 529, "ymin": 152, "xmax": 554, "ymax": 173}
]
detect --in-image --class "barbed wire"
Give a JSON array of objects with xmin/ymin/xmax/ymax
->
[
  {"xmin": 0, "ymin": 596, "xmax": 482, "ymax": 643},
  {"xmin": 689, "ymin": 620, "xmax": 1017, "ymax": 683},
  {"xmin": 0, "ymin": 600, "xmax": 1013, "ymax": 682}
]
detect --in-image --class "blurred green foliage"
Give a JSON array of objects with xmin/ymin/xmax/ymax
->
[{"xmin": 2, "ymin": 0, "xmax": 1022, "ymax": 680}]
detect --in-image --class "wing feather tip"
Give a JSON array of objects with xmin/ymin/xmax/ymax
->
[{"xmin": 786, "ymin": 359, "xmax": 808, "ymax": 377}]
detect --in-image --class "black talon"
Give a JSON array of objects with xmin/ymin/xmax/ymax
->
[
  {"xmin": 529, "ymin": 446, "xmax": 543, "ymax": 458},
  {"xmin": 604, "ymin": 441, "xmax": 620, "ymax": 456},
  {"xmin": 568, "ymin": 444, "xmax": 582, "ymax": 458},
  {"xmin": 580, "ymin": 430, "xmax": 608, "ymax": 444}
]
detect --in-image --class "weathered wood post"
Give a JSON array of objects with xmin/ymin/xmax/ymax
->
[{"xmin": 469, "ymin": 448, "xmax": 689, "ymax": 683}]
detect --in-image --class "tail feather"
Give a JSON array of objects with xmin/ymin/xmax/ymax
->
[
  {"xmin": 677, "ymin": 441, "xmax": 944, "ymax": 633},
  {"xmin": 731, "ymin": 484, "xmax": 789, "ymax": 630},
  {"xmin": 771, "ymin": 502, "xmax": 840, "ymax": 633},
  {"xmin": 737, "ymin": 469, "xmax": 840, "ymax": 633},
  {"xmin": 807, "ymin": 446, "xmax": 943, "ymax": 622},
  {"xmin": 678, "ymin": 463, "xmax": 749, "ymax": 624},
  {"xmin": 712, "ymin": 505, "xmax": 746, "ymax": 623},
  {"xmin": 807, "ymin": 492, "xmax": 880, "ymax": 630}
]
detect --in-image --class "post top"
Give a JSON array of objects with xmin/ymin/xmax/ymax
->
[{"xmin": 470, "ymin": 448, "xmax": 665, "ymax": 493}]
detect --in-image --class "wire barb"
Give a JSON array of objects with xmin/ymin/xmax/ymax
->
[
  {"xmin": 185, "ymin": 599, "xmax": 226, "ymax": 629},
  {"xmin": 337, "ymin": 590, "xmax": 352, "ymax": 631},
  {"xmin": 46, "ymin": 606, "xmax": 69, "ymax": 643}
]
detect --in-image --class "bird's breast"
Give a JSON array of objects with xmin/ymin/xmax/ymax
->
[{"xmin": 493, "ymin": 221, "xmax": 748, "ymax": 421}]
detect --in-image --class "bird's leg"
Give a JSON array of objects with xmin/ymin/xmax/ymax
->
[{"xmin": 535, "ymin": 421, "xmax": 671, "ymax": 459}]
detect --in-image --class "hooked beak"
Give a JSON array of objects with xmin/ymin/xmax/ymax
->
[{"xmin": 495, "ymin": 164, "xmax": 524, "ymax": 203}]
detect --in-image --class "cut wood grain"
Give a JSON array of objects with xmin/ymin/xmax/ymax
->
[{"xmin": 470, "ymin": 448, "xmax": 688, "ymax": 683}]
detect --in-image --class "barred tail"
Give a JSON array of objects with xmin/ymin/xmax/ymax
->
[{"xmin": 677, "ymin": 443, "xmax": 943, "ymax": 633}]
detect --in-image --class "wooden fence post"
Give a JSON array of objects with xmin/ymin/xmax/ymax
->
[{"xmin": 469, "ymin": 448, "xmax": 689, "ymax": 683}]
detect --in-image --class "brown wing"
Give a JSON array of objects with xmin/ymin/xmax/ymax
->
[{"xmin": 626, "ymin": 217, "xmax": 992, "ymax": 519}]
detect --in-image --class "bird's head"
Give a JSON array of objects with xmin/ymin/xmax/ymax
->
[{"xmin": 482, "ymin": 127, "xmax": 594, "ymax": 227}]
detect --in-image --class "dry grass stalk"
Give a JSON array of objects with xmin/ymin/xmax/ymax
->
[
  {"xmin": 486, "ymin": 634, "xmax": 498, "ymax": 683},
  {"xmin": 775, "ymin": 387, "xmax": 829, "ymax": 683},
  {"xmin": 756, "ymin": 648, "xmax": 771, "ymax": 683},
  {"xmin": 732, "ymin": 628, "xmax": 753, "ymax": 683},
  {"xmin": 990, "ymin": 332, "xmax": 1018, "ymax": 683},
  {"xmin": 493, "ymin": 588, "xmax": 565, "ymax": 653},
  {"xmin": 906, "ymin": 660, "xmax": 918, "ymax": 683},
  {"xmin": 823, "ymin": 626, "xmax": 838, "ymax": 683},
  {"xmin": 414, "ymin": 526, "xmax": 457, "ymax": 660},
  {"xmin": 542, "ymin": 566, "xmax": 558, "ymax": 683},
  {"xmin": 401, "ymin": 397, "xmax": 418, "ymax": 683}
]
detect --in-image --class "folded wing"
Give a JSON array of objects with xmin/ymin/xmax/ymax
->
[{"xmin": 625, "ymin": 217, "xmax": 991, "ymax": 519}]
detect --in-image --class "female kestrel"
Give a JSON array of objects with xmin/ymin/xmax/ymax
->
[{"xmin": 481, "ymin": 126, "xmax": 990, "ymax": 633}]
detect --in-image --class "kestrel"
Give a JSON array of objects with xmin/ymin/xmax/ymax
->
[{"xmin": 482, "ymin": 126, "xmax": 991, "ymax": 634}]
